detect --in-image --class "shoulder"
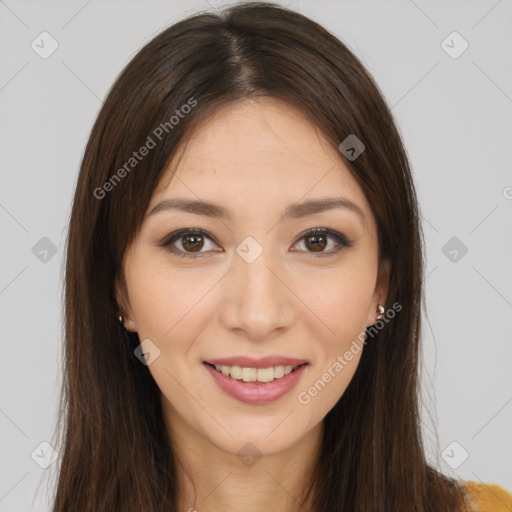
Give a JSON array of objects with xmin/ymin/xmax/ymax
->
[{"xmin": 460, "ymin": 480, "xmax": 512, "ymax": 512}]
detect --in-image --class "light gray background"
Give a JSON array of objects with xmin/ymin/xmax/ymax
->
[{"xmin": 1, "ymin": 0, "xmax": 511, "ymax": 510}]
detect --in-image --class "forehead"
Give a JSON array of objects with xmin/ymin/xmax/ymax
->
[{"xmin": 149, "ymin": 98, "xmax": 374, "ymax": 229}]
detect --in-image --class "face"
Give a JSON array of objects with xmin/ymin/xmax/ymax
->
[{"xmin": 116, "ymin": 97, "xmax": 390, "ymax": 457}]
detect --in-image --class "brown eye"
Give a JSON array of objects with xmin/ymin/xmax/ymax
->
[
  {"xmin": 293, "ymin": 228, "xmax": 353, "ymax": 256},
  {"xmin": 304, "ymin": 233, "xmax": 328, "ymax": 252},
  {"xmin": 160, "ymin": 229, "xmax": 220, "ymax": 259},
  {"xmin": 160, "ymin": 227, "xmax": 353, "ymax": 260},
  {"xmin": 181, "ymin": 233, "xmax": 204, "ymax": 252}
]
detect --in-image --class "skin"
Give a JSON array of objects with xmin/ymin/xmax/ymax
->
[{"xmin": 116, "ymin": 97, "xmax": 390, "ymax": 512}]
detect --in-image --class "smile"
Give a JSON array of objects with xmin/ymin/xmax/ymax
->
[
  {"xmin": 208, "ymin": 363, "xmax": 304, "ymax": 383},
  {"xmin": 203, "ymin": 361, "xmax": 309, "ymax": 404}
]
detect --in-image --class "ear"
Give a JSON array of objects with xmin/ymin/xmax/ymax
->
[
  {"xmin": 114, "ymin": 274, "xmax": 138, "ymax": 333},
  {"xmin": 366, "ymin": 258, "xmax": 391, "ymax": 327}
]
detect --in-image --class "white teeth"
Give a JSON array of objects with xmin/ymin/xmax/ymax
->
[
  {"xmin": 230, "ymin": 366, "xmax": 242, "ymax": 380},
  {"xmin": 257, "ymin": 367, "xmax": 274, "ymax": 383},
  {"xmin": 242, "ymin": 367, "xmax": 257, "ymax": 382},
  {"xmin": 210, "ymin": 363, "xmax": 302, "ymax": 383},
  {"xmin": 274, "ymin": 365, "xmax": 285, "ymax": 378}
]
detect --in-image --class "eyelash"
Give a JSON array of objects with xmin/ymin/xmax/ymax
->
[{"xmin": 159, "ymin": 227, "xmax": 354, "ymax": 260}]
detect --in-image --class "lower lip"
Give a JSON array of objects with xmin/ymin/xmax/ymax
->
[{"xmin": 203, "ymin": 363, "xmax": 308, "ymax": 405}]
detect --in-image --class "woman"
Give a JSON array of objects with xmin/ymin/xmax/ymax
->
[{"xmin": 50, "ymin": 2, "xmax": 511, "ymax": 511}]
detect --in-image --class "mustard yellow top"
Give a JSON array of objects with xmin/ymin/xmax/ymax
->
[{"xmin": 462, "ymin": 481, "xmax": 512, "ymax": 511}]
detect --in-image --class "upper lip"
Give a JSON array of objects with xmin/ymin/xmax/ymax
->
[{"xmin": 204, "ymin": 356, "xmax": 308, "ymax": 368}]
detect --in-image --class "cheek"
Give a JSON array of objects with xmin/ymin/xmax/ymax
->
[
  {"xmin": 294, "ymin": 267, "xmax": 375, "ymax": 346},
  {"xmin": 290, "ymin": 264, "xmax": 374, "ymax": 412},
  {"xmin": 125, "ymin": 258, "xmax": 216, "ymax": 343},
  {"xmin": 293, "ymin": 276, "xmax": 371, "ymax": 420}
]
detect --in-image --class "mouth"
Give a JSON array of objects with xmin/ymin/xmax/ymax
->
[
  {"xmin": 204, "ymin": 361, "xmax": 308, "ymax": 384},
  {"xmin": 203, "ymin": 360, "xmax": 309, "ymax": 404}
]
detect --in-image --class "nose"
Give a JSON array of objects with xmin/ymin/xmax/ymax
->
[{"xmin": 217, "ymin": 246, "xmax": 296, "ymax": 342}]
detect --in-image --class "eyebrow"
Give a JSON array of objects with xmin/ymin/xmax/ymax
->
[{"xmin": 147, "ymin": 196, "xmax": 367, "ymax": 227}]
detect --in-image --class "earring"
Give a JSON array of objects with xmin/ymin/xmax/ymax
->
[
  {"xmin": 376, "ymin": 304, "xmax": 385, "ymax": 320},
  {"xmin": 118, "ymin": 314, "xmax": 125, "ymax": 325}
]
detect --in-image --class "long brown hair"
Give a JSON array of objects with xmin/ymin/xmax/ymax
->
[{"xmin": 49, "ymin": 2, "xmax": 470, "ymax": 510}]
